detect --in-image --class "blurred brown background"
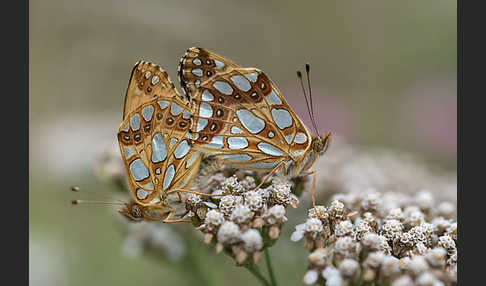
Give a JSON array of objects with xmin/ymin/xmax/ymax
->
[{"xmin": 29, "ymin": 1, "xmax": 456, "ymax": 285}]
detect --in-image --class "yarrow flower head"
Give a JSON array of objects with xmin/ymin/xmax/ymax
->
[{"xmin": 292, "ymin": 189, "xmax": 457, "ymax": 286}]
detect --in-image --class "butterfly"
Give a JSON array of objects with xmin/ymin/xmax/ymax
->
[
  {"xmin": 178, "ymin": 47, "xmax": 331, "ymax": 207},
  {"xmin": 116, "ymin": 61, "xmax": 222, "ymax": 223}
]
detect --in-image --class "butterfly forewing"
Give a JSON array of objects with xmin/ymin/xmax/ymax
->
[
  {"xmin": 118, "ymin": 66, "xmax": 202, "ymax": 206},
  {"xmin": 178, "ymin": 47, "xmax": 312, "ymax": 171},
  {"xmin": 123, "ymin": 61, "xmax": 180, "ymax": 119}
]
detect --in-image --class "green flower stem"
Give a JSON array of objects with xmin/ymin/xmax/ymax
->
[
  {"xmin": 243, "ymin": 262, "xmax": 272, "ymax": 286},
  {"xmin": 264, "ymin": 248, "xmax": 278, "ymax": 286}
]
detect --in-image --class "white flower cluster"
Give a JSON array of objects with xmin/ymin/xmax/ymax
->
[
  {"xmin": 292, "ymin": 190, "xmax": 457, "ymax": 285},
  {"xmin": 186, "ymin": 172, "xmax": 298, "ymax": 264}
]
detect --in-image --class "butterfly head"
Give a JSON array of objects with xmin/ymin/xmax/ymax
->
[
  {"xmin": 119, "ymin": 200, "xmax": 173, "ymax": 222},
  {"xmin": 312, "ymin": 132, "xmax": 332, "ymax": 156},
  {"xmin": 119, "ymin": 201, "xmax": 145, "ymax": 222}
]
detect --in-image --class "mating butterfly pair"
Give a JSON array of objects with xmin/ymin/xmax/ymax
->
[{"xmin": 117, "ymin": 47, "xmax": 331, "ymax": 223}]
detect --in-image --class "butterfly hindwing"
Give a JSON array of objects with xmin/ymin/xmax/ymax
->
[
  {"xmin": 118, "ymin": 67, "xmax": 202, "ymax": 206},
  {"xmin": 178, "ymin": 48, "xmax": 312, "ymax": 171}
]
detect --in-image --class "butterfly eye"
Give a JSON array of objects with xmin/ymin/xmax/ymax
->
[{"xmin": 131, "ymin": 205, "xmax": 143, "ymax": 218}]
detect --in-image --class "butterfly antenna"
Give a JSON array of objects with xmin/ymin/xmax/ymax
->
[
  {"xmin": 297, "ymin": 70, "xmax": 317, "ymax": 132},
  {"xmin": 296, "ymin": 70, "xmax": 315, "ymax": 133},
  {"xmin": 71, "ymin": 200, "xmax": 125, "ymax": 206},
  {"xmin": 305, "ymin": 63, "xmax": 319, "ymax": 134},
  {"xmin": 70, "ymin": 186, "xmax": 125, "ymax": 205}
]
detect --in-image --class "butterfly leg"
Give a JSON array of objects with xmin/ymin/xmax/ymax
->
[
  {"xmin": 300, "ymin": 169, "xmax": 323, "ymax": 219},
  {"xmin": 162, "ymin": 208, "xmax": 193, "ymax": 224},
  {"xmin": 170, "ymin": 188, "xmax": 228, "ymax": 197},
  {"xmin": 252, "ymin": 161, "xmax": 286, "ymax": 191}
]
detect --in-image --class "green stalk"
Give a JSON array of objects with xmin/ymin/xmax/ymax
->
[
  {"xmin": 264, "ymin": 248, "xmax": 278, "ymax": 286},
  {"xmin": 242, "ymin": 262, "xmax": 272, "ymax": 286}
]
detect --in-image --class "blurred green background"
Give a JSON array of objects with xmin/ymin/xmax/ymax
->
[{"xmin": 29, "ymin": 1, "xmax": 456, "ymax": 285}]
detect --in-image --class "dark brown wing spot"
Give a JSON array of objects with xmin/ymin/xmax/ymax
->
[{"xmin": 216, "ymin": 109, "xmax": 223, "ymax": 117}]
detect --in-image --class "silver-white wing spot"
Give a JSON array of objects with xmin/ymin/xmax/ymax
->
[
  {"xmin": 163, "ymin": 164, "xmax": 175, "ymax": 190},
  {"xmin": 222, "ymin": 154, "xmax": 253, "ymax": 162},
  {"xmin": 215, "ymin": 60, "xmax": 224, "ymax": 69},
  {"xmin": 227, "ymin": 137, "xmax": 249, "ymax": 149},
  {"xmin": 244, "ymin": 72, "xmax": 259, "ymax": 83},
  {"xmin": 130, "ymin": 114, "xmax": 141, "ymax": 131},
  {"xmin": 151, "ymin": 75, "xmax": 160, "ymax": 85},
  {"xmin": 257, "ymin": 142, "xmax": 283, "ymax": 156},
  {"xmin": 199, "ymin": 102, "xmax": 213, "ymax": 117},
  {"xmin": 129, "ymin": 158, "xmax": 150, "ymax": 181},
  {"xmin": 266, "ymin": 90, "xmax": 282, "ymax": 105},
  {"xmin": 202, "ymin": 90, "xmax": 214, "ymax": 101},
  {"xmin": 169, "ymin": 138, "xmax": 178, "ymax": 149},
  {"xmin": 123, "ymin": 146, "xmax": 136, "ymax": 159},
  {"xmin": 294, "ymin": 132, "xmax": 308, "ymax": 144},
  {"xmin": 213, "ymin": 81, "xmax": 233, "ymax": 95},
  {"xmin": 142, "ymin": 105, "xmax": 154, "ymax": 121},
  {"xmin": 236, "ymin": 109, "xmax": 265, "ymax": 134},
  {"xmin": 192, "ymin": 69, "xmax": 203, "ymax": 77},
  {"xmin": 174, "ymin": 140, "xmax": 191, "ymax": 159},
  {"xmin": 230, "ymin": 75, "xmax": 251, "ymax": 92},
  {"xmin": 271, "ymin": 108, "xmax": 293, "ymax": 130},
  {"xmin": 231, "ymin": 126, "xmax": 244, "ymax": 134},
  {"xmin": 158, "ymin": 100, "xmax": 170, "ymax": 109},
  {"xmin": 136, "ymin": 189, "xmax": 152, "ymax": 200},
  {"xmin": 152, "ymin": 133, "xmax": 167, "ymax": 163},
  {"xmin": 170, "ymin": 103, "xmax": 183, "ymax": 116},
  {"xmin": 196, "ymin": 118, "xmax": 208, "ymax": 132},
  {"xmin": 207, "ymin": 136, "xmax": 224, "ymax": 148}
]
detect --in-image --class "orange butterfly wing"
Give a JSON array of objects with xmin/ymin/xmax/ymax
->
[
  {"xmin": 123, "ymin": 61, "xmax": 181, "ymax": 119},
  {"xmin": 118, "ymin": 63, "xmax": 202, "ymax": 206},
  {"xmin": 178, "ymin": 47, "xmax": 312, "ymax": 172}
]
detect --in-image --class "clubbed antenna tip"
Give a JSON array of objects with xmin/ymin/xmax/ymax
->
[
  {"xmin": 296, "ymin": 70, "xmax": 302, "ymax": 78},
  {"xmin": 71, "ymin": 200, "xmax": 78, "ymax": 205},
  {"xmin": 305, "ymin": 63, "xmax": 310, "ymax": 72},
  {"xmin": 71, "ymin": 186, "xmax": 80, "ymax": 192}
]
